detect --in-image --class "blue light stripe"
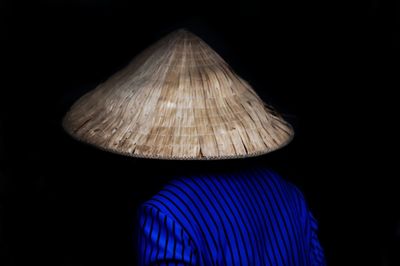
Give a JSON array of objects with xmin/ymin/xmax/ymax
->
[{"xmin": 138, "ymin": 169, "xmax": 326, "ymax": 265}]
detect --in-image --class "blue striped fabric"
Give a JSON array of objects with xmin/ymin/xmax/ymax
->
[{"xmin": 138, "ymin": 169, "xmax": 325, "ymax": 265}]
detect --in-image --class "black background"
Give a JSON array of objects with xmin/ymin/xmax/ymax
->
[{"xmin": 1, "ymin": 0, "xmax": 398, "ymax": 265}]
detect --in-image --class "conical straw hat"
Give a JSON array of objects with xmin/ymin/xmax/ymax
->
[{"xmin": 63, "ymin": 29, "xmax": 294, "ymax": 160}]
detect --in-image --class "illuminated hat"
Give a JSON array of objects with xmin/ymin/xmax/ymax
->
[{"xmin": 63, "ymin": 29, "xmax": 293, "ymax": 159}]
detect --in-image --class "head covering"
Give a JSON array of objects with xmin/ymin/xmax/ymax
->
[{"xmin": 63, "ymin": 29, "xmax": 294, "ymax": 160}]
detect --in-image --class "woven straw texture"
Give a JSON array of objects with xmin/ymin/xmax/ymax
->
[{"xmin": 63, "ymin": 29, "xmax": 294, "ymax": 160}]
